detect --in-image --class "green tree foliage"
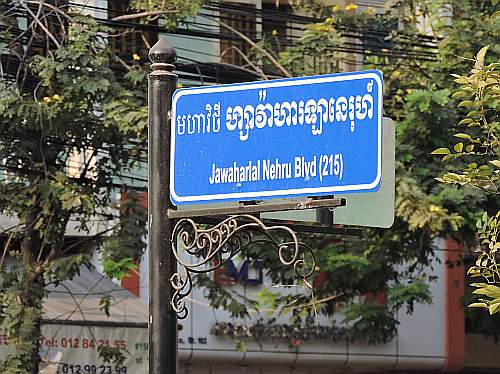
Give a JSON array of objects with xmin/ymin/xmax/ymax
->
[
  {"xmin": 112, "ymin": 0, "xmax": 202, "ymax": 28},
  {"xmin": 0, "ymin": 10, "xmax": 153, "ymax": 374},
  {"xmin": 433, "ymin": 44, "xmax": 500, "ymax": 314},
  {"xmin": 0, "ymin": 0, "xmax": 206, "ymax": 368},
  {"xmin": 0, "ymin": 0, "xmax": 209, "ymax": 366}
]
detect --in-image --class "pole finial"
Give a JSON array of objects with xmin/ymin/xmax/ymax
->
[{"xmin": 149, "ymin": 36, "xmax": 177, "ymax": 71}]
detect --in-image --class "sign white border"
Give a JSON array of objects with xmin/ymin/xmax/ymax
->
[{"xmin": 170, "ymin": 72, "xmax": 383, "ymax": 204}]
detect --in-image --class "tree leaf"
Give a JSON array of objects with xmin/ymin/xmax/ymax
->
[
  {"xmin": 471, "ymin": 283, "xmax": 489, "ymax": 288},
  {"xmin": 489, "ymin": 160, "xmax": 500, "ymax": 168},
  {"xmin": 454, "ymin": 133, "xmax": 472, "ymax": 140},
  {"xmin": 451, "ymin": 91, "xmax": 466, "ymax": 99},
  {"xmin": 489, "ymin": 302, "xmax": 500, "ymax": 315},
  {"xmin": 458, "ymin": 100, "xmax": 474, "ymax": 107},
  {"xmin": 431, "ymin": 148, "xmax": 451, "ymax": 155},
  {"xmin": 475, "ymin": 45, "xmax": 489, "ymax": 70},
  {"xmin": 468, "ymin": 302, "xmax": 487, "ymax": 308},
  {"xmin": 458, "ymin": 118, "xmax": 473, "ymax": 125}
]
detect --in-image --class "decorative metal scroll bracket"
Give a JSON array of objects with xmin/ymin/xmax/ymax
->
[{"xmin": 170, "ymin": 214, "xmax": 317, "ymax": 319}]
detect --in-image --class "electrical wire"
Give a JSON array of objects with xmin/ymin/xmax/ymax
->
[
  {"xmin": 1, "ymin": 0, "xmax": 439, "ymax": 85},
  {"xmin": 0, "ymin": 0, "xmax": 442, "ymax": 192}
]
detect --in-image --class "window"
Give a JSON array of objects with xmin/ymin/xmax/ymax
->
[
  {"xmin": 108, "ymin": 0, "xmax": 157, "ymax": 59},
  {"xmin": 219, "ymin": 3, "xmax": 256, "ymax": 66},
  {"xmin": 261, "ymin": 1, "xmax": 292, "ymax": 51}
]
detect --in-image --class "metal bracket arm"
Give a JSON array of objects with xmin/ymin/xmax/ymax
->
[
  {"xmin": 170, "ymin": 214, "xmax": 317, "ymax": 319},
  {"xmin": 168, "ymin": 197, "xmax": 346, "ymax": 219}
]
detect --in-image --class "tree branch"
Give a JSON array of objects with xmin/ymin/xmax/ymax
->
[
  {"xmin": 220, "ymin": 46, "xmax": 269, "ymax": 80},
  {"xmin": 111, "ymin": 9, "xmax": 177, "ymax": 22},
  {"xmin": 114, "ymin": 55, "xmax": 133, "ymax": 72},
  {"xmin": 59, "ymin": 226, "xmax": 115, "ymax": 256},
  {"xmin": 211, "ymin": 17, "xmax": 292, "ymax": 78},
  {"xmin": 0, "ymin": 230, "xmax": 16, "ymax": 271},
  {"xmin": 19, "ymin": 2, "xmax": 61, "ymax": 48}
]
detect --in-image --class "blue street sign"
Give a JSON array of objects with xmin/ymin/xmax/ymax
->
[{"xmin": 170, "ymin": 70, "xmax": 383, "ymax": 206}]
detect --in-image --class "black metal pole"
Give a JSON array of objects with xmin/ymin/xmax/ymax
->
[{"xmin": 148, "ymin": 37, "xmax": 178, "ymax": 374}]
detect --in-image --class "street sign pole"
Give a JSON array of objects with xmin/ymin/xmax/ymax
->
[{"xmin": 148, "ymin": 37, "xmax": 178, "ymax": 374}]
